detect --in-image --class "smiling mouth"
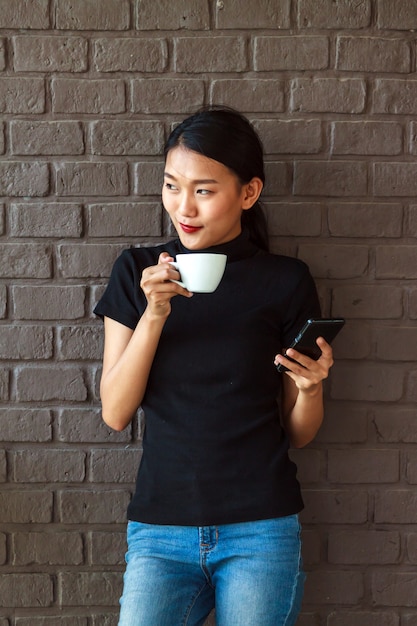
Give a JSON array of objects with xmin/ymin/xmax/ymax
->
[{"xmin": 179, "ymin": 223, "xmax": 202, "ymax": 234}]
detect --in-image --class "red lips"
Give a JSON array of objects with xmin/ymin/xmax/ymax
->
[{"xmin": 179, "ymin": 223, "xmax": 202, "ymax": 234}]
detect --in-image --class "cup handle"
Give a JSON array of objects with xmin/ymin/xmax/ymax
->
[{"xmin": 168, "ymin": 261, "xmax": 186, "ymax": 288}]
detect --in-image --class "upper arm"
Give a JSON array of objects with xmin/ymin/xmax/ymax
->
[{"xmin": 101, "ymin": 316, "xmax": 134, "ymax": 379}]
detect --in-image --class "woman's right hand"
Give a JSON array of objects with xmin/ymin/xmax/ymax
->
[{"xmin": 140, "ymin": 252, "xmax": 192, "ymax": 319}]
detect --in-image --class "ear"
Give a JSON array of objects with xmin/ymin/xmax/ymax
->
[{"xmin": 241, "ymin": 177, "xmax": 264, "ymax": 210}]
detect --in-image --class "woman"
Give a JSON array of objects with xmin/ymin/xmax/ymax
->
[{"xmin": 94, "ymin": 106, "xmax": 334, "ymax": 626}]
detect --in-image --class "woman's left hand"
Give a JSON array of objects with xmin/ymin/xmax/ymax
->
[{"xmin": 274, "ymin": 337, "xmax": 334, "ymax": 391}]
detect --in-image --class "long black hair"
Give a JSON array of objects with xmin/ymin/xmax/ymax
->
[{"xmin": 164, "ymin": 106, "xmax": 269, "ymax": 252}]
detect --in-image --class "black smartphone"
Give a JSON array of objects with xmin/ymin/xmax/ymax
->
[{"xmin": 276, "ymin": 318, "xmax": 345, "ymax": 373}]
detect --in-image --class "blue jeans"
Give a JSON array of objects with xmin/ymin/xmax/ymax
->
[{"xmin": 118, "ymin": 515, "xmax": 305, "ymax": 626}]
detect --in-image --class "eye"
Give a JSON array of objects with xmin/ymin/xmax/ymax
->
[
  {"xmin": 164, "ymin": 182, "xmax": 177, "ymax": 191},
  {"xmin": 196, "ymin": 189, "xmax": 211, "ymax": 196}
]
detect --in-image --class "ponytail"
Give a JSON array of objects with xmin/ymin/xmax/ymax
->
[{"xmin": 242, "ymin": 202, "xmax": 269, "ymax": 252}]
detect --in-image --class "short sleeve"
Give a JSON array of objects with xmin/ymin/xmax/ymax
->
[
  {"xmin": 281, "ymin": 264, "xmax": 321, "ymax": 347},
  {"xmin": 94, "ymin": 250, "xmax": 145, "ymax": 330}
]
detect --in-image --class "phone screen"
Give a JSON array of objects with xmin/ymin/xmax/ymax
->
[{"xmin": 276, "ymin": 318, "xmax": 345, "ymax": 372}]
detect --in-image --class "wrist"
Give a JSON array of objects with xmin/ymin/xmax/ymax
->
[
  {"xmin": 297, "ymin": 381, "xmax": 323, "ymax": 398},
  {"xmin": 142, "ymin": 305, "xmax": 170, "ymax": 324}
]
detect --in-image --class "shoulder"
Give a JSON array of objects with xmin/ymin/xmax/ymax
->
[
  {"xmin": 256, "ymin": 250, "xmax": 312, "ymax": 279},
  {"xmin": 248, "ymin": 251, "xmax": 317, "ymax": 303},
  {"xmin": 113, "ymin": 239, "xmax": 179, "ymax": 274},
  {"xmin": 269, "ymin": 252, "xmax": 309, "ymax": 271}
]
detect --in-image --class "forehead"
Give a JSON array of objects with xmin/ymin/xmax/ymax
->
[{"xmin": 165, "ymin": 146, "xmax": 236, "ymax": 183}]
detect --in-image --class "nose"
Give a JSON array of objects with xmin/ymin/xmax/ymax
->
[{"xmin": 177, "ymin": 190, "xmax": 197, "ymax": 217}]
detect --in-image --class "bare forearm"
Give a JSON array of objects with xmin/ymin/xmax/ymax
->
[
  {"xmin": 283, "ymin": 382, "xmax": 324, "ymax": 448},
  {"xmin": 100, "ymin": 310, "xmax": 166, "ymax": 430}
]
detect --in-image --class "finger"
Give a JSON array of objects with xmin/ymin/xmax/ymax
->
[
  {"xmin": 141, "ymin": 264, "xmax": 192, "ymax": 299},
  {"xmin": 275, "ymin": 352, "xmax": 301, "ymax": 370},
  {"xmin": 142, "ymin": 262, "xmax": 176, "ymax": 283},
  {"xmin": 316, "ymin": 336, "xmax": 332, "ymax": 355},
  {"xmin": 154, "ymin": 253, "xmax": 186, "ymax": 287},
  {"xmin": 316, "ymin": 337, "xmax": 334, "ymax": 367},
  {"xmin": 283, "ymin": 358, "xmax": 328, "ymax": 389},
  {"xmin": 158, "ymin": 252, "xmax": 174, "ymax": 265},
  {"xmin": 279, "ymin": 348, "xmax": 329, "ymax": 381},
  {"xmin": 284, "ymin": 348, "xmax": 312, "ymax": 370}
]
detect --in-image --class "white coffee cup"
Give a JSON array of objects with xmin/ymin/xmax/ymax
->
[{"xmin": 169, "ymin": 253, "xmax": 227, "ymax": 293}]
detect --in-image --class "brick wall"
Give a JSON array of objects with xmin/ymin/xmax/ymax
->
[{"xmin": 1, "ymin": 0, "xmax": 416, "ymax": 624}]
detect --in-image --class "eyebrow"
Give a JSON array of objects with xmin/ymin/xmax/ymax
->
[{"xmin": 164, "ymin": 172, "xmax": 219, "ymax": 184}]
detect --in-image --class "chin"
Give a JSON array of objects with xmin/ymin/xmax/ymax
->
[
  {"xmin": 180, "ymin": 238, "xmax": 205, "ymax": 250},
  {"xmin": 177, "ymin": 232, "xmax": 207, "ymax": 250}
]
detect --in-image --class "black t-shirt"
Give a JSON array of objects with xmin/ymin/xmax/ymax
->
[{"xmin": 94, "ymin": 231, "xmax": 321, "ymax": 526}]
